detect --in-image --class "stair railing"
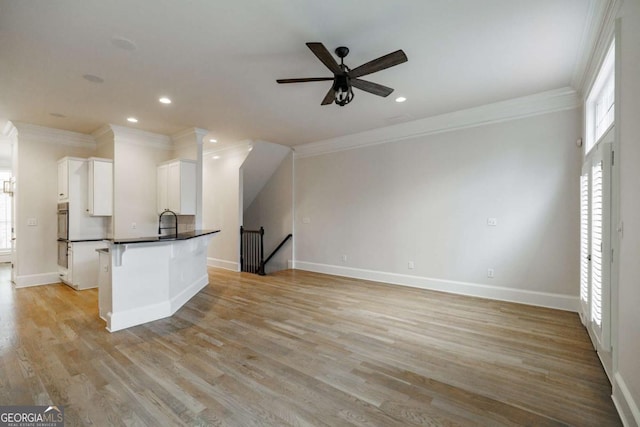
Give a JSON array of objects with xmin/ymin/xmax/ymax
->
[
  {"xmin": 264, "ymin": 233, "xmax": 292, "ymax": 268},
  {"xmin": 240, "ymin": 227, "xmax": 292, "ymax": 275},
  {"xmin": 240, "ymin": 226, "xmax": 265, "ymax": 275}
]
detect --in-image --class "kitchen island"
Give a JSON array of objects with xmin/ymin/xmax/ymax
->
[{"xmin": 98, "ymin": 230, "xmax": 220, "ymax": 332}]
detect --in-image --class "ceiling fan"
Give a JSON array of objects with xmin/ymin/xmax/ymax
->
[{"xmin": 277, "ymin": 42, "xmax": 408, "ymax": 106}]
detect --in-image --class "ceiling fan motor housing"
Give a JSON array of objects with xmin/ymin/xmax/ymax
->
[{"xmin": 335, "ymin": 46, "xmax": 349, "ymax": 59}]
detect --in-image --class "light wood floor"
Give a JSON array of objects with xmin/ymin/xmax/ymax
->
[{"xmin": 0, "ymin": 267, "xmax": 621, "ymax": 426}]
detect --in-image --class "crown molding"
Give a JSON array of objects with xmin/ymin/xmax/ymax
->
[
  {"xmin": 172, "ymin": 127, "xmax": 208, "ymax": 144},
  {"xmin": 2, "ymin": 122, "xmax": 18, "ymax": 139},
  {"xmin": 571, "ymin": 0, "xmax": 622, "ymax": 96},
  {"xmin": 203, "ymin": 139, "xmax": 253, "ymax": 157},
  {"xmin": 9, "ymin": 122, "xmax": 96, "ymax": 147},
  {"xmin": 294, "ymin": 87, "xmax": 580, "ymax": 158},
  {"xmin": 109, "ymin": 124, "xmax": 172, "ymax": 150},
  {"xmin": 91, "ymin": 124, "xmax": 114, "ymax": 140}
]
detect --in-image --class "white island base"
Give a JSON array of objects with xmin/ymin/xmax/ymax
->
[{"xmin": 98, "ymin": 231, "xmax": 217, "ymax": 332}]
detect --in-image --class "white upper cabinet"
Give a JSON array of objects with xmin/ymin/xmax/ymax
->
[
  {"xmin": 87, "ymin": 158, "xmax": 113, "ymax": 216},
  {"xmin": 57, "ymin": 159, "xmax": 69, "ymax": 201},
  {"xmin": 157, "ymin": 159, "xmax": 196, "ymax": 215},
  {"xmin": 57, "ymin": 157, "xmax": 107, "ymax": 240}
]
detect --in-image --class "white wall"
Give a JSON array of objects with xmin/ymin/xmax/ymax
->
[
  {"xmin": 203, "ymin": 144, "xmax": 250, "ymax": 270},
  {"xmin": 12, "ymin": 124, "xmax": 96, "ymax": 286},
  {"xmin": 294, "ymin": 108, "xmax": 582, "ymax": 309},
  {"xmin": 613, "ymin": 1, "xmax": 640, "ymax": 424},
  {"xmin": 241, "ymin": 141, "xmax": 291, "ymax": 211},
  {"xmin": 244, "ymin": 152, "xmax": 293, "ymax": 273}
]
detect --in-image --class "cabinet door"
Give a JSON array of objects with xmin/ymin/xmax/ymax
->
[
  {"xmin": 167, "ymin": 162, "xmax": 181, "ymax": 212},
  {"xmin": 179, "ymin": 161, "xmax": 196, "ymax": 215},
  {"xmin": 57, "ymin": 160, "xmax": 68, "ymax": 201},
  {"xmin": 88, "ymin": 160, "xmax": 113, "ymax": 216},
  {"xmin": 67, "ymin": 245, "xmax": 74, "ymax": 284},
  {"xmin": 157, "ymin": 160, "xmax": 196, "ymax": 214}
]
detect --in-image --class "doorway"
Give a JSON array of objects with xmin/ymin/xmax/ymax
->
[{"xmin": 579, "ymin": 128, "xmax": 615, "ymax": 379}]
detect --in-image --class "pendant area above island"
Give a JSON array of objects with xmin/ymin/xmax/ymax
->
[{"xmin": 97, "ymin": 230, "xmax": 220, "ymax": 332}]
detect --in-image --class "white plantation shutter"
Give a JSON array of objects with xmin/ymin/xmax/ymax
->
[
  {"xmin": 579, "ymin": 172, "xmax": 590, "ymax": 323},
  {"xmin": 580, "ymin": 140, "xmax": 612, "ymax": 352},
  {"xmin": 590, "ymin": 161, "xmax": 604, "ymax": 328}
]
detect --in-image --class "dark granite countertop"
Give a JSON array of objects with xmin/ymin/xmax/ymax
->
[
  {"xmin": 107, "ymin": 229, "xmax": 220, "ymax": 244},
  {"xmin": 58, "ymin": 238, "xmax": 107, "ymax": 243}
]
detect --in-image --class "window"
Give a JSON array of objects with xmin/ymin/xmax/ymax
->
[{"xmin": 585, "ymin": 40, "xmax": 615, "ymax": 153}]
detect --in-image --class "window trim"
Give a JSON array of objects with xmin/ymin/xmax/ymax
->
[{"xmin": 585, "ymin": 40, "xmax": 615, "ymax": 154}]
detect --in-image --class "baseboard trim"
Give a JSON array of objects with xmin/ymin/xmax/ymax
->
[
  {"xmin": 294, "ymin": 261, "xmax": 578, "ymax": 312},
  {"xmin": 207, "ymin": 257, "xmax": 239, "ymax": 272},
  {"xmin": 107, "ymin": 300, "xmax": 171, "ymax": 333},
  {"xmin": 613, "ymin": 372, "xmax": 640, "ymax": 427},
  {"xmin": 169, "ymin": 274, "xmax": 208, "ymax": 314},
  {"xmin": 14, "ymin": 272, "xmax": 61, "ymax": 288}
]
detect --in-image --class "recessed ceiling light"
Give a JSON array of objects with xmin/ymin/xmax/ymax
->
[
  {"xmin": 127, "ymin": 117, "xmax": 138, "ymax": 123},
  {"xmin": 248, "ymin": 146, "xmax": 253, "ymax": 152},
  {"xmin": 159, "ymin": 97, "xmax": 171, "ymax": 104},
  {"xmin": 209, "ymin": 138, "xmax": 217, "ymax": 143},
  {"xmin": 83, "ymin": 74, "xmax": 104, "ymax": 83},
  {"xmin": 395, "ymin": 96, "xmax": 407, "ymax": 103},
  {"xmin": 111, "ymin": 36, "xmax": 137, "ymax": 51},
  {"xmin": 212, "ymin": 155, "xmax": 220, "ymax": 160}
]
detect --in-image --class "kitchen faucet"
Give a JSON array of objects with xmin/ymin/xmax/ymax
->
[{"xmin": 158, "ymin": 209, "xmax": 178, "ymax": 238}]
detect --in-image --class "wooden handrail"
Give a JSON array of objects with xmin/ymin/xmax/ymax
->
[{"xmin": 264, "ymin": 233, "xmax": 293, "ymax": 267}]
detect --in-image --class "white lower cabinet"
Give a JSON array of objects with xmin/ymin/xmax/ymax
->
[{"xmin": 60, "ymin": 241, "xmax": 107, "ymax": 290}]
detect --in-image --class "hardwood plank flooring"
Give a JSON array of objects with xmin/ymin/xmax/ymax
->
[{"xmin": 0, "ymin": 266, "xmax": 621, "ymax": 426}]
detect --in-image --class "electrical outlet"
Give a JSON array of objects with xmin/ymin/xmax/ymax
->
[
  {"xmin": 131, "ymin": 222, "xmax": 137, "ymax": 229},
  {"xmin": 27, "ymin": 218, "xmax": 37, "ymax": 226},
  {"xmin": 341, "ymin": 254, "xmax": 347, "ymax": 262},
  {"xmin": 408, "ymin": 261, "xmax": 415, "ymax": 269},
  {"xmin": 487, "ymin": 218, "xmax": 498, "ymax": 226},
  {"xmin": 487, "ymin": 268, "xmax": 495, "ymax": 278}
]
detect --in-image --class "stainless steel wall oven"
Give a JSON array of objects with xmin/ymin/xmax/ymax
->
[{"xmin": 57, "ymin": 202, "xmax": 69, "ymax": 240}]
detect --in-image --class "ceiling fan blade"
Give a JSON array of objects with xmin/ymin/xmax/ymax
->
[
  {"xmin": 277, "ymin": 77, "xmax": 334, "ymax": 84},
  {"xmin": 321, "ymin": 87, "xmax": 335, "ymax": 105},
  {"xmin": 351, "ymin": 78, "xmax": 394, "ymax": 97},
  {"xmin": 306, "ymin": 42, "xmax": 342, "ymax": 74},
  {"xmin": 349, "ymin": 50, "xmax": 408, "ymax": 78}
]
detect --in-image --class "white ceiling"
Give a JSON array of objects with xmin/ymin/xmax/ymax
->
[{"xmin": 0, "ymin": 0, "xmax": 592, "ymax": 147}]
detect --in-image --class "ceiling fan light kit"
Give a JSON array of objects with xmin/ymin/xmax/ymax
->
[{"xmin": 277, "ymin": 42, "xmax": 408, "ymax": 106}]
